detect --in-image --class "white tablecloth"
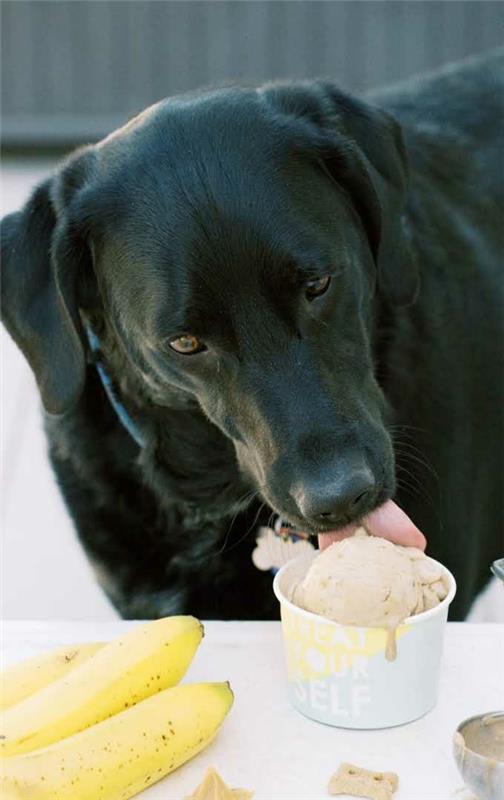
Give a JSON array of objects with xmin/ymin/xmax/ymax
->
[{"xmin": 3, "ymin": 621, "xmax": 503, "ymax": 800}]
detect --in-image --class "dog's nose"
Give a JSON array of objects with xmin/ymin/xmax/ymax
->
[{"xmin": 295, "ymin": 469, "xmax": 376, "ymax": 525}]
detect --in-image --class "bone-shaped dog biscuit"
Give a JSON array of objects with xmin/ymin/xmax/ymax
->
[{"xmin": 328, "ymin": 762, "xmax": 398, "ymax": 800}]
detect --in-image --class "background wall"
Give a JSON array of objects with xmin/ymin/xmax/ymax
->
[
  {"xmin": 2, "ymin": 0, "xmax": 504, "ymax": 147},
  {"xmin": 1, "ymin": 1, "xmax": 503, "ymax": 620}
]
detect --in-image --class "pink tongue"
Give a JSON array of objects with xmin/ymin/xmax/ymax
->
[{"xmin": 317, "ymin": 499, "xmax": 427, "ymax": 552}]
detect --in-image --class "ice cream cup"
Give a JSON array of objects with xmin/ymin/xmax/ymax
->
[{"xmin": 273, "ymin": 550, "xmax": 456, "ymax": 729}]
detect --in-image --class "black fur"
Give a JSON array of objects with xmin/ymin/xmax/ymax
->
[{"xmin": 2, "ymin": 50, "xmax": 503, "ymax": 619}]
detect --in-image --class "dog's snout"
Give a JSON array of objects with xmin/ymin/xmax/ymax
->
[{"xmin": 294, "ymin": 467, "xmax": 376, "ymax": 526}]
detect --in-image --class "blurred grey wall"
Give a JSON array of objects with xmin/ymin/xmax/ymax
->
[{"xmin": 2, "ymin": 0, "xmax": 504, "ymax": 147}]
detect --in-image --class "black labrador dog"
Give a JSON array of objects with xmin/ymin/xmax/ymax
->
[{"xmin": 2, "ymin": 50, "xmax": 502, "ymax": 620}]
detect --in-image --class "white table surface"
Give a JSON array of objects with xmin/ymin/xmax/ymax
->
[{"xmin": 2, "ymin": 621, "xmax": 503, "ymax": 800}]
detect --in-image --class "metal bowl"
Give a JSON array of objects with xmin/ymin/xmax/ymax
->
[{"xmin": 453, "ymin": 712, "xmax": 504, "ymax": 800}]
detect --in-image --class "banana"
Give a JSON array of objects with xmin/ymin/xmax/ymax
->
[
  {"xmin": 1, "ymin": 682, "xmax": 233, "ymax": 800},
  {"xmin": 0, "ymin": 642, "xmax": 105, "ymax": 711},
  {"xmin": 1, "ymin": 615, "xmax": 203, "ymax": 756}
]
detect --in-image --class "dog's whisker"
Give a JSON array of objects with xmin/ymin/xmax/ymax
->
[
  {"xmin": 394, "ymin": 443, "xmax": 440, "ymax": 489},
  {"xmin": 395, "ymin": 473, "xmax": 425, "ymax": 501},
  {"xmin": 210, "ymin": 480, "xmax": 270, "ymax": 559},
  {"xmin": 393, "ymin": 443, "xmax": 441, "ymax": 484},
  {"xmin": 219, "ymin": 501, "xmax": 267, "ymax": 558},
  {"xmin": 389, "ymin": 423, "xmax": 430, "ymax": 435},
  {"xmin": 394, "ymin": 453, "xmax": 441, "ymax": 508},
  {"xmin": 209, "ymin": 488, "xmax": 260, "ymax": 559},
  {"xmin": 395, "ymin": 476, "xmax": 421, "ymax": 499},
  {"xmin": 395, "ymin": 466, "xmax": 424, "ymax": 497},
  {"xmin": 266, "ymin": 509, "xmax": 276, "ymax": 531},
  {"xmin": 394, "ymin": 464, "xmax": 444, "ymax": 533}
]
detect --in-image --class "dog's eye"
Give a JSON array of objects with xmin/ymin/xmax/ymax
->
[
  {"xmin": 169, "ymin": 334, "xmax": 206, "ymax": 355},
  {"xmin": 305, "ymin": 275, "xmax": 331, "ymax": 299}
]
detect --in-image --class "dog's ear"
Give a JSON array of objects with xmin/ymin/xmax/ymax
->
[
  {"xmin": 262, "ymin": 81, "xmax": 419, "ymax": 306},
  {"xmin": 1, "ymin": 150, "xmax": 96, "ymax": 414}
]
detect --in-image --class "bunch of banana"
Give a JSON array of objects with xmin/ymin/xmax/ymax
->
[
  {"xmin": 2, "ymin": 682, "xmax": 233, "ymax": 800},
  {"xmin": 1, "ymin": 616, "xmax": 234, "ymax": 800}
]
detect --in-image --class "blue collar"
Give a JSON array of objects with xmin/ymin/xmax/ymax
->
[{"xmin": 86, "ymin": 328, "xmax": 145, "ymax": 448}]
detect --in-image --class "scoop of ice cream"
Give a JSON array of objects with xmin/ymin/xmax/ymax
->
[{"xmin": 292, "ymin": 528, "xmax": 449, "ymax": 627}]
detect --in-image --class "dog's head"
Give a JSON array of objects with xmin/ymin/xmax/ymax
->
[{"xmin": 1, "ymin": 82, "xmax": 418, "ymax": 532}]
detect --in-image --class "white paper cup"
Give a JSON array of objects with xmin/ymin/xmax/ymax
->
[{"xmin": 273, "ymin": 551, "xmax": 456, "ymax": 729}]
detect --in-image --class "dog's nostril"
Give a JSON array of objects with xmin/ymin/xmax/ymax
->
[{"xmin": 350, "ymin": 490, "xmax": 369, "ymax": 509}]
